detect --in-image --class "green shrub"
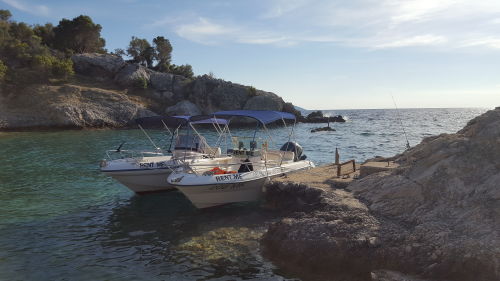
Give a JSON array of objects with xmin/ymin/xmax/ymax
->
[
  {"xmin": 0, "ymin": 60, "xmax": 7, "ymax": 80},
  {"xmin": 32, "ymin": 55, "xmax": 74, "ymax": 80},
  {"xmin": 134, "ymin": 76, "xmax": 148, "ymax": 89},
  {"xmin": 169, "ymin": 64, "xmax": 194, "ymax": 79},
  {"xmin": 247, "ymin": 86, "xmax": 257, "ymax": 97},
  {"xmin": 51, "ymin": 58, "xmax": 74, "ymax": 78}
]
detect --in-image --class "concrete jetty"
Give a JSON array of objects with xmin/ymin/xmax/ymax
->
[{"xmin": 273, "ymin": 161, "xmax": 399, "ymax": 189}]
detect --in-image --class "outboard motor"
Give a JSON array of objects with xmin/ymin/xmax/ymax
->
[{"xmin": 280, "ymin": 142, "xmax": 306, "ymax": 161}]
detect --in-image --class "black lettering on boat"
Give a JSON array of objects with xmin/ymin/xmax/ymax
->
[
  {"xmin": 156, "ymin": 161, "xmax": 166, "ymax": 168},
  {"xmin": 215, "ymin": 175, "xmax": 233, "ymax": 182}
]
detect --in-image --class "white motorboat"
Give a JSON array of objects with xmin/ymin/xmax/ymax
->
[
  {"xmin": 100, "ymin": 116, "xmax": 229, "ymax": 194},
  {"xmin": 167, "ymin": 110, "xmax": 315, "ymax": 208}
]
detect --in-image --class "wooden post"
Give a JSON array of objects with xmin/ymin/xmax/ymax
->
[
  {"xmin": 335, "ymin": 148, "xmax": 340, "ymax": 165},
  {"xmin": 352, "ymin": 160, "xmax": 356, "ymax": 172},
  {"xmin": 337, "ymin": 164, "xmax": 341, "ymax": 178}
]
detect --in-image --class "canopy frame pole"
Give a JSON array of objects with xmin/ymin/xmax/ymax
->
[
  {"xmin": 160, "ymin": 120, "xmax": 173, "ymax": 137},
  {"xmin": 138, "ymin": 124, "xmax": 161, "ymax": 152},
  {"xmin": 189, "ymin": 122, "xmax": 213, "ymax": 156},
  {"xmin": 160, "ymin": 120, "xmax": 174, "ymax": 152},
  {"xmin": 280, "ymin": 117, "xmax": 296, "ymax": 166},
  {"xmin": 168, "ymin": 124, "xmax": 182, "ymax": 153}
]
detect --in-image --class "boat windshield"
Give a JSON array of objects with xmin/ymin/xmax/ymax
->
[{"xmin": 175, "ymin": 134, "xmax": 208, "ymax": 152}]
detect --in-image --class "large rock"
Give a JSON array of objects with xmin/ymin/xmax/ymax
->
[
  {"xmin": 72, "ymin": 53, "xmax": 125, "ymax": 78},
  {"xmin": 262, "ymin": 107, "xmax": 500, "ymax": 281},
  {"xmin": 262, "ymin": 182, "xmax": 387, "ymax": 281},
  {"xmin": 0, "ymin": 85, "xmax": 156, "ymax": 129},
  {"xmin": 185, "ymin": 75, "xmax": 251, "ymax": 114},
  {"xmin": 165, "ymin": 100, "xmax": 201, "ymax": 116},
  {"xmin": 243, "ymin": 92, "xmax": 284, "ymax": 111},
  {"xmin": 150, "ymin": 72, "xmax": 174, "ymax": 91},
  {"xmin": 348, "ymin": 107, "xmax": 500, "ymax": 280},
  {"xmin": 114, "ymin": 63, "xmax": 151, "ymax": 87}
]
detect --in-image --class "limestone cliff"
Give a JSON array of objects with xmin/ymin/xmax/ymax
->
[
  {"xmin": 0, "ymin": 85, "xmax": 155, "ymax": 130},
  {"xmin": 0, "ymin": 53, "xmax": 301, "ymax": 130}
]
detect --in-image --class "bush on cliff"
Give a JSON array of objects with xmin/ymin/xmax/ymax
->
[
  {"xmin": 52, "ymin": 15, "xmax": 106, "ymax": 54},
  {"xmin": 152, "ymin": 36, "xmax": 172, "ymax": 72},
  {"xmin": 33, "ymin": 23, "xmax": 55, "ymax": 48},
  {"xmin": 247, "ymin": 86, "xmax": 257, "ymax": 97},
  {"xmin": 124, "ymin": 36, "xmax": 193, "ymax": 78},
  {"xmin": 0, "ymin": 10, "xmax": 75, "ymax": 87},
  {"xmin": 168, "ymin": 64, "xmax": 194, "ymax": 79},
  {"xmin": 33, "ymin": 55, "xmax": 74, "ymax": 80},
  {"xmin": 0, "ymin": 60, "xmax": 6, "ymax": 80},
  {"xmin": 134, "ymin": 76, "xmax": 148, "ymax": 89},
  {"xmin": 0, "ymin": 9, "xmax": 11, "ymax": 21},
  {"xmin": 127, "ymin": 36, "xmax": 153, "ymax": 67}
]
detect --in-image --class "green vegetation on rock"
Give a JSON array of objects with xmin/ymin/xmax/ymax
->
[
  {"xmin": 168, "ymin": 64, "xmax": 194, "ymax": 79},
  {"xmin": 153, "ymin": 36, "xmax": 172, "ymax": 72},
  {"xmin": 53, "ymin": 15, "xmax": 105, "ymax": 54},
  {"xmin": 247, "ymin": 86, "xmax": 257, "ymax": 97},
  {"xmin": 0, "ymin": 59, "xmax": 7, "ymax": 80},
  {"xmin": 0, "ymin": 10, "xmax": 76, "ymax": 86}
]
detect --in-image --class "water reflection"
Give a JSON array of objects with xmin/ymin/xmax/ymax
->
[{"xmin": 99, "ymin": 192, "xmax": 286, "ymax": 280}]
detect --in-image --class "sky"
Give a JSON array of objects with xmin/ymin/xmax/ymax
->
[{"xmin": 1, "ymin": 0, "xmax": 499, "ymax": 109}]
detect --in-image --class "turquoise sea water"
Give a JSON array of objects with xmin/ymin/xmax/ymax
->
[{"xmin": 0, "ymin": 108, "xmax": 489, "ymax": 280}]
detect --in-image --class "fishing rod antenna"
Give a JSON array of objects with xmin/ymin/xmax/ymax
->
[{"xmin": 391, "ymin": 94, "xmax": 411, "ymax": 150}]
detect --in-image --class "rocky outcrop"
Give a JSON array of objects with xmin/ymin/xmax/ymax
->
[
  {"xmin": 114, "ymin": 63, "xmax": 152, "ymax": 87},
  {"xmin": 349, "ymin": 107, "xmax": 500, "ymax": 280},
  {"xmin": 71, "ymin": 54, "xmax": 298, "ymax": 117},
  {"xmin": 244, "ymin": 94, "xmax": 283, "ymax": 111},
  {"xmin": 2, "ymin": 53, "xmax": 302, "ymax": 130},
  {"xmin": 72, "ymin": 53, "xmax": 125, "ymax": 79},
  {"xmin": 69, "ymin": 54, "xmax": 296, "ymax": 117},
  {"xmin": 262, "ymin": 107, "xmax": 500, "ymax": 281},
  {"xmin": 262, "ymin": 182, "xmax": 391, "ymax": 281},
  {"xmin": 165, "ymin": 100, "xmax": 201, "ymax": 116},
  {"xmin": 149, "ymin": 72, "xmax": 174, "ymax": 91},
  {"xmin": 184, "ymin": 75, "xmax": 288, "ymax": 115},
  {"xmin": 0, "ymin": 85, "xmax": 155, "ymax": 129}
]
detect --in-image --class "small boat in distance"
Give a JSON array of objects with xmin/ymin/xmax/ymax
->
[
  {"xmin": 100, "ymin": 116, "xmax": 230, "ymax": 194},
  {"xmin": 167, "ymin": 110, "xmax": 315, "ymax": 208}
]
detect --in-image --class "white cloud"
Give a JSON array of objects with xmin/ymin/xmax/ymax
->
[
  {"xmin": 174, "ymin": 17, "xmax": 237, "ymax": 45},
  {"xmin": 261, "ymin": 0, "xmax": 309, "ymax": 19},
  {"xmin": 150, "ymin": 0, "xmax": 500, "ymax": 50},
  {"xmin": 388, "ymin": 0, "xmax": 459, "ymax": 23},
  {"xmin": 374, "ymin": 35, "xmax": 448, "ymax": 49},
  {"xmin": 461, "ymin": 37, "xmax": 500, "ymax": 49},
  {"xmin": 1, "ymin": 0, "xmax": 50, "ymax": 16}
]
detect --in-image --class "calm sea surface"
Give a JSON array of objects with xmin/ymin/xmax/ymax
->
[{"xmin": 0, "ymin": 108, "xmax": 489, "ymax": 280}]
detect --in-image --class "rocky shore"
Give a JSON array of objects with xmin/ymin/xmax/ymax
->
[
  {"xmin": 0, "ymin": 53, "xmax": 300, "ymax": 130},
  {"xmin": 262, "ymin": 107, "xmax": 500, "ymax": 281}
]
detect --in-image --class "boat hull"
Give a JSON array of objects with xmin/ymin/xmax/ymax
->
[
  {"xmin": 169, "ymin": 160, "xmax": 315, "ymax": 208},
  {"xmin": 103, "ymin": 168, "xmax": 175, "ymax": 193},
  {"xmin": 175, "ymin": 177, "xmax": 268, "ymax": 208}
]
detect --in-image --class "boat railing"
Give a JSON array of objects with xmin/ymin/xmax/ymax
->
[
  {"xmin": 177, "ymin": 160, "xmax": 284, "ymax": 176},
  {"xmin": 105, "ymin": 149, "xmax": 165, "ymax": 161}
]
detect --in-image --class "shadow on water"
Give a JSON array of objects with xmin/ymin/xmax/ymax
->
[{"xmin": 97, "ymin": 191, "xmax": 290, "ymax": 280}]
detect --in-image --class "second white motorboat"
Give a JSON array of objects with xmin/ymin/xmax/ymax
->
[{"xmin": 100, "ymin": 116, "xmax": 229, "ymax": 194}]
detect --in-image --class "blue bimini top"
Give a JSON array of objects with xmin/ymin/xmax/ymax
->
[
  {"xmin": 211, "ymin": 110, "xmax": 296, "ymax": 124},
  {"xmin": 135, "ymin": 115, "xmax": 228, "ymax": 128}
]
